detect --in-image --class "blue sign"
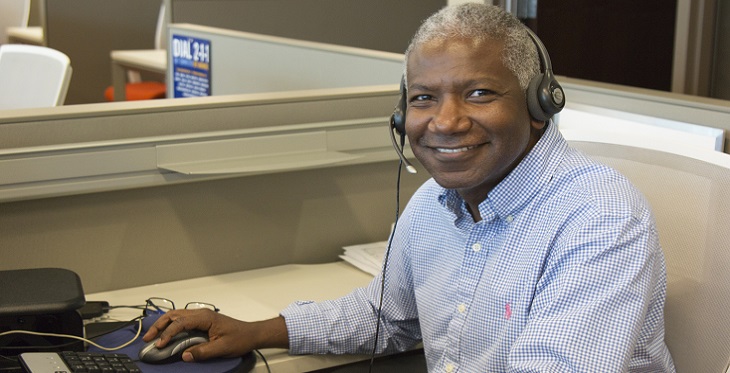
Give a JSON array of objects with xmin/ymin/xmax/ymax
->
[{"xmin": 171, "ymin": 35, "xmax": 211, "ymax": 98}]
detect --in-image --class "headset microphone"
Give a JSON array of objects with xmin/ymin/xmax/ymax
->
[
  {"xmin": 389, "ymin": 76, "xmax": 417, "ymax": 174},
  {"xmin": 389, "ymin": 116, "xmax": 418, "ymax": 174}
]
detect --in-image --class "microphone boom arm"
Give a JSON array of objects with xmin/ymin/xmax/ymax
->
[{"xmin": 389, "ymin": 121, "xmax": 418, "ymax": 174}]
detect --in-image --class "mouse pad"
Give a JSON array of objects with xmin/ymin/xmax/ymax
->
[{"xmin": 87, "ymin": 314, "xmax": 255, "ymax": 373}]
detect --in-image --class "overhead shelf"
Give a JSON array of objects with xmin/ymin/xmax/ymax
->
[
  {"xmin": 156, "ymin": 131, "xmax": 362, "ymax": 175},
  {"xmin": 0, "ymin": 116, "xmax": 403, "ymax": 203},
  {"xmin": 158, "ymin": 150, "xmax": 362, "ymax": 175}
]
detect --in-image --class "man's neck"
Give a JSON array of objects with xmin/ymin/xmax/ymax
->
[{"xmin": 466, "ymin": 202, "xmax": 482, "ymax": 222}]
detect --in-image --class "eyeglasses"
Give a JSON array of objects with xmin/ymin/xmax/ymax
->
[{"xmin": 144, "ymin": 297, "xmax": 220, "ymax": 316}]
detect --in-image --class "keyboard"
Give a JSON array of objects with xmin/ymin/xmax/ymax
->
[{"xmin": 19, "ymin": 351, "xmax": 142, "ymax": 373}]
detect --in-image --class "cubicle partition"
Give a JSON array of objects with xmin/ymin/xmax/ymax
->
[
  {"xmin": 560, "ymin": 77, "xmax": 730, "ymax": 153},
  {"xmin": 0, "ymin": 23, "xmax": 420, "ymax": 294},
  {"xmin": 166, "ymin": 23, "xmax": 404, "ymax": 97},
  {"xmin": 163, "ymin": 0, "xmax": 446, "ymax": 54},
  {"xmin": 0, "ymin": 86, "xmax": 430, "ymax": 293}
]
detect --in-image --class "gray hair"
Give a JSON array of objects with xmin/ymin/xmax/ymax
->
[{"xmin": 404, "ymin": 3, "xmax": 540, "ymax": 90}]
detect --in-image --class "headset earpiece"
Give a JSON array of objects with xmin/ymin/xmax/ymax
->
[
  {"xmin": 524, "ymin": 28, "xmax": 565, "ymax": 122},
  {"xmin": 390, "ymin": 77, "xmax": 408, "ymax": 136}
]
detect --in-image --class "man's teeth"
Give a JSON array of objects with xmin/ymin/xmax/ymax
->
[{"xmin": 436, "ymin": 145, "xmax": 476, "ymax": 153}]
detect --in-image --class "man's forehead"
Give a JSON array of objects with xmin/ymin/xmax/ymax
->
[
  {"xmin": 406, "ymin": 37, "xmax": 506, "ymax": 79},
  {"xmin": 407, "ymin": 37, "xmax": 503, "ymax": 65}
]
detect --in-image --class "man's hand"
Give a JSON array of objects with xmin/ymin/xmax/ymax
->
[{"xmin": 143, "ymin": 309, "xmax": 289, "ymax": 362}]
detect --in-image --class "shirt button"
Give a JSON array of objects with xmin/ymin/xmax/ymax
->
[
  {"xmin": 471, "ymin": 243, "xmax": 482, "ymax": 252},
  {"xmin": 457, "ymin": 303, "xmax": 466, "ymax": 313},
  {"xmin": 445, "ymin": 363, "xmax": 455, "ymax": 373},
  {"xmin": 505, "ymin": 215, "xmax": 514, "ymax": 223}
]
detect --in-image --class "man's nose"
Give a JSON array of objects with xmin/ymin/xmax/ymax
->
[{"xmin": 430, "ymin": 97, "xmax": 470, "ymax": 134}]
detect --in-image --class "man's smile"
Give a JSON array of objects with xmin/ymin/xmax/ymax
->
[{"xmin": 434, "ymin": 144, "xmax": 481, "ymax": 153}]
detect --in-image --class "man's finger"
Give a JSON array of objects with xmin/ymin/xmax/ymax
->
[
  {"xmin": 142, "ymin": 312, "xmax": 173, "ymax": 342},
  {"xmin": 183, "ymin": 339, "xmax": 229, "ymax": 362},
  {"xmin": 156, "ymin": 314, "xmax": 190, "ymax": 347}
]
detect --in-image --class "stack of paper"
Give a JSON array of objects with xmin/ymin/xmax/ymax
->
[{"xmin": 339, "ymin": 241, "xmax": 388, "ymax": 276}]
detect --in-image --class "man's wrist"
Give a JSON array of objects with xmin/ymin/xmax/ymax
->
[{"xmin": 252, "ymin": 316, "xmax": 289, "ymax": 349}]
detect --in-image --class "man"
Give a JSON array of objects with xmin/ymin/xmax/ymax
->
[{"xmin": 145, "ymin": 4, "xmax": 676, "ymax": 371}]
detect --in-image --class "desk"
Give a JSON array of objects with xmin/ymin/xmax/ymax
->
[
  {"xmin": 5, "ymin": 26, "xmax": 43, "ymax": 45},
  {"xmin": 87, "ymin": 262, "xmax": 376, "ymax": 372},
  {"xmin": 110, "ymin": 49, "xmax": 166, "ymax": 101}
]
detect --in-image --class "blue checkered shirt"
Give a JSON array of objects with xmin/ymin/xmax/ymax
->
[{"xmin": 281, "ymin": 123, "xmax": 676, "ymax": 372}]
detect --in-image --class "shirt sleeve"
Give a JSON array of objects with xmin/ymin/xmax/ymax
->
[
  {"xmin": 280, "ymin": 282, "xmax": 383, "ymax": 355},
  {"xmin": 281, "ymin": 278, "xmax": 422, "ymax": 355},
  {"xmin": 281, "ymin": 205, "xmax": 422, "ymax": 356},
  {"xmin": 507, "ymin": 207, "xmax": 667, "ymax": 372}
]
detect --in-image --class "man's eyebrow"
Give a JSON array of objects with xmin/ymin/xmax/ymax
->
[
  {"xmin": 406, "ymin": 83, "xmax": 433, "ymax": 92},
  {"xmin": 408, "ymin": 79, "xmax": 496, "ymax": 92}
]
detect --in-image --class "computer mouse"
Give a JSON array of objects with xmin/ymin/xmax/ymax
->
[{"xmin": 138, "ymin": 329, "xmax": 209, "ymax": 364}]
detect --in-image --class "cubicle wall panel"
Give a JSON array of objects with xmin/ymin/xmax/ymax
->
[
  {"xmin": 167, "ymin": 0, "xmax": 446, "ymax": 54},
  {"xmin": 561, "ymin": 77, "xmax": 730, "ymax": 153},
  {"xmin": 166, "ymin": 24, "xmax": 404, "ymax": 97},
  {"xmin": 0, "ymin": 161, "xmax": 429, "ymax": 293},
  {"xmin": 0, "ymin": 89, "xmax": 399, "ymax": 149},
  {"xmin": 0, "ymin": 89, "xmax": 405, "ymax": 202}
]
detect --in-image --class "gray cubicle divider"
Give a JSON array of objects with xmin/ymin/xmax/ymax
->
[
  {"xmin": 0, "ymin": 84, "xmax": 427, "ymax": 293},
  {"xmin": 163, "ymin": 0, "xmax": 446, "ymax": 55},
  {"xmin": 166, "ymin": 23, "xmax": 404, "ymax": 98}
]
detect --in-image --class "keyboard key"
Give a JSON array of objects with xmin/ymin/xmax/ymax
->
[{"xmin": 57, "ymin": 351, "xmax": 142, "ymax": 373}]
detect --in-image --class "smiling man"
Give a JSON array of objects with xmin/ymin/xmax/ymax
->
[
  {"xmin": 404, "ymin": 31, "xmax": 542, "ymax": 222},
  {"xmin": 145, "ymin": 4, "xmax": 676, "ymax": 372}
]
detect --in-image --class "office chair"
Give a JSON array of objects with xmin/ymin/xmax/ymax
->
[
  {"xmin": 568, "ymin": 139, "xmax": 730, "ymax": 373},
  {"xmin": 103, "ymin": 1, "xmax": 167, "ymax": 101},
  {"xmin": 0, "ymin": 0, "xmax": 30, "ymax": 44},
  {"xmin": 0, "ymin": 44, "xmax": 72, "ymax": 109}
]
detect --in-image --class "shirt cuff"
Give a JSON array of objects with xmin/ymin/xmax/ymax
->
[{"xmin": 280, "ymin": 300, "xmax": 328, "ymax": 355}]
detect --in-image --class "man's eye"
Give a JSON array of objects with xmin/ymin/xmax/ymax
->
[
  {"xmin": 411, "ymin": 94, "xmax": 432, "ymax": 102},
  {"xmin": 408, "ymin": 94, "xmax": 434, "ymax": 107},
  {"xmin": 470, "ymin": 89, "xmax": 493, "ymax": 97}
]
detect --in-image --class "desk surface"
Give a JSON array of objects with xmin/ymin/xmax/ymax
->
[
  {"xmin": 109, "ymin": 49, "xmax": 167, "ymax": 101},
  {"xmin": 5, "ymin": 26, "xmax": 43, "ymax": 45},
  {"xmin": 110, "ymin": 50, "xmax": 166, "ymax": 72},
  {"xmin": 87, "ymin": 262, "xmax": 375, "ymax": 373}
]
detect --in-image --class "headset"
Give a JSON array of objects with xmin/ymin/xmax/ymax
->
[
  {"xmin": 524, "ymin": 28, "xmax": 565, "ymax": 122},
  {"xmin": 388, "ymin": 27, "xmax": 565, "ymax": 172}
]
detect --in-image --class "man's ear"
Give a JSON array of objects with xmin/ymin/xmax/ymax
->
[{"xmin": 530, "ymin": 118, "xmax": 547, "ymax": 131}]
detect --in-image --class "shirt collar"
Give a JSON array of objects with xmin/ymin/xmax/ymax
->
[{"xmin": 437, "ymin": 121, "xmax": 568, "ymax": 222}]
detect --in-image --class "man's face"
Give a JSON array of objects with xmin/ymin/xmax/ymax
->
[{"xmin": 405, "ymin": 37, "xmax": 544, "ymax": 203}]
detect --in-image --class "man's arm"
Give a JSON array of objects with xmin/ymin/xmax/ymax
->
[{"xmin": 509, "ymin": 210, "xmax": 667, "ymax": 372}]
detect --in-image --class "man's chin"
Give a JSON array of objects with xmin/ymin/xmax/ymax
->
[{"xmin": 430, "ymin": 173, "xmax": 475, "ymax": 190}]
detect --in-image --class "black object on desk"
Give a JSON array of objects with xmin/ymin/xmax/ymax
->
[{"xmin": 0, "ymin": 268, "xmax": 86, "ymax": 356}]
